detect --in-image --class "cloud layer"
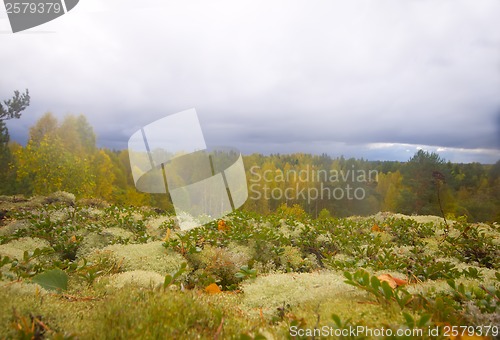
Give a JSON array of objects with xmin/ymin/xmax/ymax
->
[{"xmin": 1, "ymin": 0, "xmax": 499, "ymax": 162}]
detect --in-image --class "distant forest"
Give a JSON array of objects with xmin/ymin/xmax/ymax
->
[{"xmin": 1, "ymin": 112, "xmax": 499, "ymax": 222}]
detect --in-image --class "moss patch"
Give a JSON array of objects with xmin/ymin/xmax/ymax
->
[{"xmin": 97, "ymin": 241, "xmax": 185, "ymax": 275}]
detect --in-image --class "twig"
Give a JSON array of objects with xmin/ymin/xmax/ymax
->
[
  {"xmin": 433, "ymin": 171, "xmax": 449, "ymax": 244},
  {"xmin": 213, "ymin": 317, "xmax": 224, "ymax": 340},
  {"xmin": 479, "ymin": 285, "xmax": 500, "ymax": 302},
  {"xmin": 56, "ymin": 293, "xmax": 101, "ymax": 301}
]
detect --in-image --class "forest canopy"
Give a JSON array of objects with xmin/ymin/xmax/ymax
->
[{"xmin": 1, "ymin": 112, "xmax": 499, "ymax": 222}]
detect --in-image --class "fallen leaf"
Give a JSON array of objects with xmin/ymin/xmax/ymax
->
[
  {"xmin": 205, "ymin": 283, "xmax": 222, "ymax": 294},
  {"xmin": 371, "ymin": 224, "xmax": 381, "ymax": 232},
  {"xmin": 391, "ymin": 276, "xmax": 408, "ymax": 286},
  {"xmin": 218, "ymin": 220, "xmax": 229, "ymax": 232},
  {"xmin": 69, "ymin": 235, "xmax": 77, "ymax": 243},
  {"xmin": 377, "ymin": 274, "xmax": 407, "ymax": 289},
  {"xmin": 162, "ymin": 228, "xmax": 171, "ymax": 242},
  {"xmin": 377, "ymin": 274, "xmax": 397, "ymax": 288}
]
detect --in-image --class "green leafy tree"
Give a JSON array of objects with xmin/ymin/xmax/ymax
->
[
  {"xmin": 398, "ymin": 150, "xmax": 451, "ymax": 215},
  {"xmin": 0, "ymin": 89, "xmax": 30, "ymax": 123},
  {"xmin": 489, "ymin": 160, "xmax": 500, "ymax": 221},
  {"xmin": 0, "ymin": 90, "xmax": 30, "ymax": 194}
]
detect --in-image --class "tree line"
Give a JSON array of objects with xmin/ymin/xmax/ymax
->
[
  {"xmin": 242, "ymin": 151, "xmax": 500, "ymax": 222},
  {"xmin": 1, "ymin": 91, "xmax": 498, "ymax": 222}
]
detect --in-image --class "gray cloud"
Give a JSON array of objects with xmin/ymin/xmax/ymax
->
[{"xmin": 1, "ymin": 0, "xmax": 500, "ymax": 162}]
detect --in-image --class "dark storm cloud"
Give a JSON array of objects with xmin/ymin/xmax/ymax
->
[{"xmin": 496, "ymin": 111, "xmax": 500, "ymax": 148}]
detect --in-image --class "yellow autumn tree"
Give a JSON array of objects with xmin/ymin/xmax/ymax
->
[
  {"xmin": 92, "ymin": 150, "xmax": 115, "ymax": 200},
  {"xmin": 15, "ymin": 114, "xmax": 97, "ymax": 198},
  {"xmin": 14, "ymin": 134, "xmax": 94, "ymax": 197},
  {"xmin": 29, "ymin": 112, "xmax": 58, "ymax": 145},
  {"xmin": 376, "ymin": 171, "xmax": 403, "ymax": 212}
]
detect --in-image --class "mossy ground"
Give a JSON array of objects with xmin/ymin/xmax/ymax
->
[{"xmin": 0, "ymin": 193, "xmax": 498, "ymax": 339}]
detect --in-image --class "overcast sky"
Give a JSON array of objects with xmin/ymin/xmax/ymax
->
[{"xmin": 1, "ymin": 0, "xmax": 499, "ymax": 163}]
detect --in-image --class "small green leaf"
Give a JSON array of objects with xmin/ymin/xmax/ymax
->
[
  {"xmin": 402, "ymin": 312, "xmax": 414, "ymax": 328},
  {"xmin": 362, "ymin": 271, "xmax": 370, "ymax": 285},
  {"xmin": 446, "ymin": 279, "xmax": 456, "ymax": 290},
  {"xmin": 370, "ymin": 276, "xmax": 381, "ymax": 290},
  {"xmin": 381, "ymin": 281, "xmax": 394, "ymax": 299},
  {"xmin": 0, "ymin": 255, "xmax": 11, "ymax": 267},
  {"xmin": 417, "ymin": 313, "xmax": 431, "ymax": 327},
  {"xmin": 32, "ymin": 269, "xmax": 68, "ymax": 292},
  {"xmin": 163, "ymin": 274, "xmax": 173, "ymax": 287},
  {"xmin": 398, "ymin": 292, "xmax": 413, "ymax": 308},
  {"xmin": 331, "ymin": 313, "xmax": 342, "ymax": 327}
]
